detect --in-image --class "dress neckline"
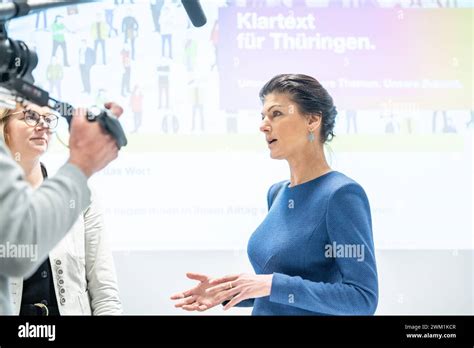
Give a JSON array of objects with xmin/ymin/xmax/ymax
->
[{"xmin": 286, "ymin": 170, "xmax": 337, "ymax": 190}]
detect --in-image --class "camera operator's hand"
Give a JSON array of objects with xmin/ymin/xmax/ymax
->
[
  {"xmin": 104, "ymin": 102, "xmax": 124, "ymax": 118},
  {"xmin": 68, "ymin": 103, "xmax": 124, "ymax": 178}
]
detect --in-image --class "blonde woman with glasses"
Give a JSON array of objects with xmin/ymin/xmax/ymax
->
[{"xmin": 0, "ymin": 102, "xmax": 122, "ymax": 316}]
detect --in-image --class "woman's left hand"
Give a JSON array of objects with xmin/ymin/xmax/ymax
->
[{"xmin": 206, "ymin": 273, "xmax": 273, "ymax": 311}]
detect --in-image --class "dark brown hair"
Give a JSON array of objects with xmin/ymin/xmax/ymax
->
[{"xmin": 259, "ymin": 74, "xmax": 337, "ymax": 143}]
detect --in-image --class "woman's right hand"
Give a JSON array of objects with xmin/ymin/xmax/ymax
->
[{"xmin": 170, "ymin": 273, "xmax": 230, "ymax": 312}]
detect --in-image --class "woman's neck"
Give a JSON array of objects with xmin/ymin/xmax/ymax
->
[
  {"xmin": 19, "ymin": 157, "xmax": 44, "ymax": 189},
  {"xmin": 287, "ymin": 146, "xmax": 331, "ymax": 187}
]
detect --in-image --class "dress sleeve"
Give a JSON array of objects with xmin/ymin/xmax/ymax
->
[{"xmin": 269, "ymin": 183, "xmax": 378, "ymax": 315}]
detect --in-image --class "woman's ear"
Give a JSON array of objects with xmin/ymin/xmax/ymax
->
[
  {"xmin": 4, "ymin": 130, "xmax": 11, "ymax": 146},
  {"xmin": 307, "ymin": 112, "xmax": 322, "ymax": 132}
]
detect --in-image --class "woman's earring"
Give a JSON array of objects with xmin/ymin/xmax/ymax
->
[{"xmin": 308, "ymin": 131, "xmax": 315, "ymax": 143}]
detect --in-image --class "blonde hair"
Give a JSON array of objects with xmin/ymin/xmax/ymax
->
[
  {"xmin": 0, "ymin": 107, "xmax": 13, "ymax": 146},
  {"xmin": 0, "ymin": 102, "xmax": 27, "ymax": 146}
]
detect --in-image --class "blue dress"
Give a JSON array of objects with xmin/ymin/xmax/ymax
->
[{"xmin": 244, "ymin": 171, "xmax": 378, "ymax": 315}]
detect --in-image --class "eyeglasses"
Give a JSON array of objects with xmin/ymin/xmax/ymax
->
[{"xmin": 10, "ymin": 109, "xmax": 59, "ymax": 130}]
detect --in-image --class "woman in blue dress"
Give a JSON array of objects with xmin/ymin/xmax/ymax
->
[{"xmin": 171, "ymin": 74, "xmax": 378, "ymax": 315}]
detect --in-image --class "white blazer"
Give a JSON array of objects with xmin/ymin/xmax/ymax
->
[{"xmin": 10, "ymin": 197, "xmax": 122, "ymax": 315}]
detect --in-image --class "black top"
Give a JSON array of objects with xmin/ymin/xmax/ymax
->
[{"xmin": 20, "ymin": 163, "xmax": 60, "ymax": 315}]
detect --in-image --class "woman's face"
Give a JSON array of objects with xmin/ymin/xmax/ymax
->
[
  {"xmin": 5, "ymin": 104, "xmax": 55, "ymax": 161},
  {"xmin": 260, "ymin": 93, "xmax": 317, "ymax": 160}
]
